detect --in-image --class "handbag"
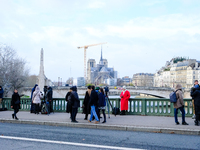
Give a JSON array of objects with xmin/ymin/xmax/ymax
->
[{"xmin": 15, "ymin": 99, "xmax": 20, "ymax": 105}]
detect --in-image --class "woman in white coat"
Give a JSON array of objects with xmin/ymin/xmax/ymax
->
[{"xmin": 32, "ymin": 86, "xmax": 43, "ymax": 114}]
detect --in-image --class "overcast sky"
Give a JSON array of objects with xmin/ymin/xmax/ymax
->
[{"xmin": 0, "ymin": 0, "xmax": 200, "ymax": 82}]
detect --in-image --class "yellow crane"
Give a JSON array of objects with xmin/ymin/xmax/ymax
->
[{"xmin": 78, "ymin": 42, "xmax": 107, "ymax": 80}]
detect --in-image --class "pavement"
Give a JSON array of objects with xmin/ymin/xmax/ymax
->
[{"xmin": 0, "ymin": 111, "xmax": 200, "ymax": 135}]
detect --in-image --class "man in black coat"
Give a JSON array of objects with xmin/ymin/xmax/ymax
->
[
  {"xmin": 70, "ymin": 86, "xmax": 80, "ymax": 123},
  {"xmin": 191, "ymin": 86, "xmax": 200, "ymax": 126},
  {"xmin": 46, "ymin": 87, "xmax": 53, "ymax": 113},
  {"xmin": 88, "ymin": 86, "xmax": 99, "ymax": 123},
  {"xmin": 83, "ymin": 85, "xmax": 91, "ymax": 120}
]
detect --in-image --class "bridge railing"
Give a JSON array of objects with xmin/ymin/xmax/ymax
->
[{"xmin": 2, "ymin": 98, "xmax": 193, "ymax": 117}]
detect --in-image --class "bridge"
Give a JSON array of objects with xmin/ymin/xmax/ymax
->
[{"xmin": 22, "ymin": 86, "xmax": 191, "ymax": 98}]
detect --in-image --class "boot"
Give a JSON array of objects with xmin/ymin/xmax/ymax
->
[{"xmin": 194, "ymin": 120, "xmax": 199, "ymax": 126}]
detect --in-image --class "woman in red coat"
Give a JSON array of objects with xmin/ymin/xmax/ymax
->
[{"xmin": 120, "ymin": 86, "xmax": 130, "ymax": 115}]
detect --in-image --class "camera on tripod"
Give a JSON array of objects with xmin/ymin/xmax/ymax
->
[{"xmin": 104, "ymin": 86, "xmax": 109, "ymax": 92}]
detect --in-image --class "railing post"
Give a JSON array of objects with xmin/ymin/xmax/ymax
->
[{"xmin": 141, "ymin": 98, "xmax": 146, "ymax": 116}]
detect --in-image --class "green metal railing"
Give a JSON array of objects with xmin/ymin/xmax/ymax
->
[{"xmin": 2, "ymin": 98, "xmax": 193, "ymax": 117}]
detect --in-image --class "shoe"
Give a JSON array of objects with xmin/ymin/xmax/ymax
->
[
  {"xmin": 15, "ymin": 117, "xmax": 19, "ymax": 120},
  {"xmin": 94, "ymin": 121, "xmax": 99, "ymax": 124},
  {"xmin": 71, "ymin": 120, "xmax": 78, "ymax": 123},
  {"xmin": 192, "ymin": 114, "xmax": 196, "ymax": 119},
  {"xmin": 84, "ymin": 118, "xmax": 87, "ymax": 120},
  {"xmin": 194, "ymin": 121, "xmax": 199, "ymax": 126},
  {"xmin": 12, "ymin": 114, "xmax": 14, "ymax": 119},
  {"xmin": 176, "ymin": 122, "xmax": 180, "ymax": 125},
  {"xmin": 102, "ymin": 121, "xmax": 106, "ymax": 123},
  {"xmin": 182, "ymin": 122, "xmax": 189, "ymax": 125},
  {"xmin": 88, "ymin": 120, "xmax": 91, "ymax": 123}
]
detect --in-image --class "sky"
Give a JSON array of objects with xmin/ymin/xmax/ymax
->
[{"xmin": 0, "ymin": 0, "xmax": 200, "ymax": 82}]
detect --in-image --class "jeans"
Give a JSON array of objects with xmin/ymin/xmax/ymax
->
[
  {"xmin": 71, "ymin": 108, "xmax": 78, "ymax": 121},
  {"xmin": 89, "ymin": 105, "xmax": 99, "ymax": 121},
  {"xmin": 174, "ymin": 106, "xmax": 185, "ymax": 123}
]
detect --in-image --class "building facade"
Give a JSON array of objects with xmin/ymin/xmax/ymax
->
[
  {"xmin": 132, "ymin": 73, "xmax": 154, "ymax": 87},
  {"xmin": 154, "ymin": 58, "xmax": 200, "ymax": 88},
  {"xmin": 87, "ymin": 50, "xmax": 117, "ymax": 85}
]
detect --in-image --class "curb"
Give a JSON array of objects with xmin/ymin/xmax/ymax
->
[{"xmin": 0, "ymin": 119, "xmax": 199, "ymax": 136}]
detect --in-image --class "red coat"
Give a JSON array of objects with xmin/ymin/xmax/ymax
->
[{"xmin": 120, "ymin": 90, "xmax": 130, "ymax": 111}]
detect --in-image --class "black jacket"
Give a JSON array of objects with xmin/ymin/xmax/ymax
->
[
  {"xmin": 0, "ymin": 88, "xmax": 4, "ymax": 98},
  {"xmin": 83, "ymin": 91, "xmax": 91, "ymax": 114},
  {"xmin": 11, "ymin": 92, "xmax": 21, "ymax": 109},
  {"xmin": 71, "ymin": 91, "xmax": 80, "ymax": 108},
  {"xmin": 46, "ymin": 87, "xmax": 53, "ymax": 101},
  {"xmin": 89, "ymin": 90, "xmax": 99, "ymax": 106},
  {"xmin": 191, "ymin": 87, "xmax": 200, "ymax": 107}
]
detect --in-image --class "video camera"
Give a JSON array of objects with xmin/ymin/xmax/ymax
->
[{"xmin": 104, "ymin": 86, "xmax": 109, "ymax": 93}]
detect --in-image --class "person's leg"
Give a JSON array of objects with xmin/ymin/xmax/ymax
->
[
  {"xmin": 93, "ymin": 106, "xmax": 99, "ymax": 121},
  {"xmin": 0, "ymin": 98, "xmax": 2, "ymax": 108},
  {"xmin": 71, "ymin": 108, "xmax": 75, "ymax": 121},
  {"xmin": 98, "ymin": 109, "xmax": 101, "ymax": 122},
  {"xmin": 50, "ymin": 100, "xmax": 53, "ymax": 112},
  {"xmin": 74, "ymin": 108, "xmax": 78, "ymax": 121},
  {"xmin": 180, "ymin": 106, "xmax": 186, "ymax": 123},
  {"xmin": 89, "ymin": 106, "xmax": 94, "ymax": 122},
  {"xmin": 174, "ymin": 108, "xmax": 179, "ymax": 123},
  {"xmin": 102, "ymin": 109, "xmax": 106, "ymax": 123}
]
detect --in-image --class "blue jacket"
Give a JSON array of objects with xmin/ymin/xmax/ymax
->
[
  {"xmin": 0, "ymin": 88, "xmax": 4, "ymax": 98},
  {"xmin": 98, "ymin": 92, "xmax": 106, "ymax": 107}
]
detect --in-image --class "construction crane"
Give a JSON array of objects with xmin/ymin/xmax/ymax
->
[{"xmin": 78, "ymin": 42, "xmax": 107, "ymax": 80}]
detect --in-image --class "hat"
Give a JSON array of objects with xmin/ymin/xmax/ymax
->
[
  {"xmin": 122, "ymin": 86, "xmax": 126, "ymax": 90},
  {"xmin": 95, "ymin": 87, "xmax": 100, "ymax": 90}
]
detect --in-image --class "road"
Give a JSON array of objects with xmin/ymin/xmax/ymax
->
[{"xmin": 0, "ymin": 123, "xmax": 200, "ymax": 150}]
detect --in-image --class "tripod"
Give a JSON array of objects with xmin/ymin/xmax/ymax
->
[{"xmin": 105, "ymin": 92, "xmax": 114, "ymax": 118}]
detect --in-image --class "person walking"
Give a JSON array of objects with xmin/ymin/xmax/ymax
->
[
  {"xmin": 32, "ymin": 86, "xmax": 43, "ymax": 114},
  {"xmin": 83, "ymin": 85, "xmax": 91, "ymax": 120},
  {"xmin": 120, "ymin": 86, "xmax": 130, "ymax": 115},
  {"xmin": 88, "ymin": 86, "xmax": 99, "ymax": 124},
  {"xmin": 174, "ymin": 84, "xmax": 189, "ymax": 125},
  {"xmin": 30, "ymin": 84, "xmax": 38, "ymax": 113},
  {"xmin": 191, "ymin": 80, "xmax": 199, "ymax": 119},
  {"xmin": 0, "ymin": 86, "xmax": 4, "ymax": 109},
  {"xmin": 46, "ymin": 86, "xmax": 53, "ymax": 113},
  {"xmin": 98, "ymin": 88, "xmax": 106, "ymax": 123},
  {"xmin": 70, "ymin": 86, "xmax": 80, "ymax": 123},
  {"xmin": 191, "ymin": 84, "xmax": 200, "ymax": 126},
  {"xmin": 11, "ymin": 89, "xmax": 21, "ymax": 120}
]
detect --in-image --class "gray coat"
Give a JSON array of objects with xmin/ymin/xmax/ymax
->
[
  {"xmin": 32, "ymin": 86, "xmax": 43, "ymax": 104},
  {"xmin": 174, "ymin": 84, "xmax": 184, "ymax": 109}
]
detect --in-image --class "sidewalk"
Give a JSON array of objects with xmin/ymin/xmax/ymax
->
[{"xmin": 0, "ymin": 111, "xmax": 200, "ymax": 135}]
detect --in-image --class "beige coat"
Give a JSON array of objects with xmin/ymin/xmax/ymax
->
[{"xmin": 173, "ymin": 84, "xmax": 184, "ymax": 109}]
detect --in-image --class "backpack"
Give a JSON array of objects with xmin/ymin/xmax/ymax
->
[
  {"xmin": 41, "ymin": 103, "xmax": 48, "ymax": 114},
  {"xmin": 112, "ymin": 107, "xmax": 120, "ymax": 116},
  {"xmin": 169, "ymin": 90, "xmax": 178, "ymax": 103}
]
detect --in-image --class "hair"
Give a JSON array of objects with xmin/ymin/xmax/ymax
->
[
  {"xmin": 91, "ymin": 86, "xmax": 95, "ymax": 90},
  {"xmin": 195, "ymin": 80, "xmax": 198, "ymax": 82},
  {"xmin": 100, "ymin": 88, "xmax": 104, "ymax": 95},
  {"xmin": 0, "ymin": 86, "xmax": 2, "ymax": 88},
  {"xmin": 87, "ymin": 85, "xmax": 91, "ymax": 89}
]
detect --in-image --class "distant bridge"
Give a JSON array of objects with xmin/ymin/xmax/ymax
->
[{"xmin": 22, "ymin": 86, "xmax": 191, "ymax": 98}]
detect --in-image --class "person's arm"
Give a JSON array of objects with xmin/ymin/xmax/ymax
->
[
  {"xmin": 127, "ymin": 91, "xmax": 131, "ymax": 100},
  {"xmin": 178, "ymin": 91, "xmax": 184, "ymax": 106}
]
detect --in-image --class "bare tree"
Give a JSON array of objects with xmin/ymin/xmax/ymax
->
[{"xmin": 0, "ymin": 44, "xmax": 29, "ymax": 97}]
